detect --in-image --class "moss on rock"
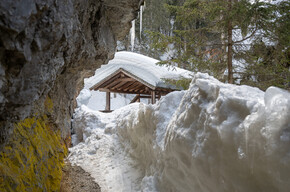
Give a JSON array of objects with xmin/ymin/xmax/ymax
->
[{"xmin": 0, "ymin": 115, "xmax": 67, "ymax": 191}]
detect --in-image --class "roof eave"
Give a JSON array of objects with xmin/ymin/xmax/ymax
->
[{"xmin": 89, "ymin": 68, "xmax": 156, "ymax": 91}]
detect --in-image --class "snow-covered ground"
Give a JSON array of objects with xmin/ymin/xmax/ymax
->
[{"xmin": 69, "ymin": 72, "xmax": 290, "ymax": 192}]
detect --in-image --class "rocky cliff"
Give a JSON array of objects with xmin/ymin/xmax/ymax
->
[{"xmin": 0, "ymin": 0, "xmax": 143, "ymax": 190}]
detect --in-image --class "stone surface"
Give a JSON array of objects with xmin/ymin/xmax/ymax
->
[
  {"xmin": 0, "ymin": 0, "xmax": 142, "ymax": 190},
  {"xmin": 0, "ymin": 113, "xmax": 68, "ymax": 191},
  {"xmin": 0, "ymin": 0, "xmax": 143, "ymax": 145}
]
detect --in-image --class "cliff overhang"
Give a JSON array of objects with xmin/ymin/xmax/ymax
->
[{"xmin": 0, "ymin": 0, "xmax": 143, "ymax": 190}]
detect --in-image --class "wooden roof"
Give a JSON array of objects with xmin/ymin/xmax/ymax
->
[{"xmin": 90, "ymin": 68, "xmax": 177, "ymax": 95}]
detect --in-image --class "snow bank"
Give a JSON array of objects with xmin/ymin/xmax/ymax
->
[
  {"xmin": 76, "ymin": 89, "xmax": 91, "ymax": 107},
  {"xmin": 69, "ymin": 72, "xmax": 290, "ymax": 192},
  {"xmin": 70, "ymin": 104, "xmax": 143, "ymax": 192}
]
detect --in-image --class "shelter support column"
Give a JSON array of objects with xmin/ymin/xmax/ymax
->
[
  {"xmin": 106, "ymin": 91, "xmax": 111, "ymax": 111},
  {"xmin": 130, "ymin": 94, "xmax": 140, "ymax": 104},
  {"xmin": 151, "ymin": 90, "xmax": 156, "ymax": 104}
]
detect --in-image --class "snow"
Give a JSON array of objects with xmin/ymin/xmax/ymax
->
[
  {"xmin": 69, "ymin": 72, "xmax": 290, "ymax": 192},
  {"xmin": 85, "ymin": 51, "xmax": 193, "ymax": 90},
  {"xmin": 76, "ymin": 89, "xmax": 92, "ymax": 107},
  {"xmin": 70, "ymin": 104, "xmax": 143, "ymax": 192}
]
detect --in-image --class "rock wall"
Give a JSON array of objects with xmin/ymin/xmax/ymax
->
[{"xmin": 0, "ymin": 0, "xmax": 143, "ymax": 190}]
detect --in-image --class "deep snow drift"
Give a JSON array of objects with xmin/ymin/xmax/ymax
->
[{"xmin": 69, "ymin": 73, "xmax": 290, "ymax": 192}]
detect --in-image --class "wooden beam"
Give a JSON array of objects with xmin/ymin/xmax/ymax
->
[
  {"xmin": 99, "ymin": 110, "xmax": 113, "ymax": 113},
  {"xmin": 92, "ymin": 74, "xmax": 121, "ymax": 90},
  {"xmin": 151, "ymin": 90, "xmax": 156, "ymax": 104},
  {"xmin": 99, "ymin": 88, "xmax": 110, "ymax": 92},
  {"xmin": 139, "ymin": 95, "xmax": 155, "ymax": 99},
  {"xmin": 119, "ymin": 77, "xmax": 135, "ymax": 82},
  {"xmin": 129, "ymin": 84, "xmax": 144, "ymax": 91},
  {"xmin": 99, "ymin": 88, "xmax": 146, "ymax": 95},
  {"xmin": 117, "ymin": 81, "xmax": 136, "ymax": 91},
  {"xmin": 98, "ymin": 87, "xmax": 177, "ymax": 96},
  {"xmin": 111, "ymin": 80, "xmax": 132, "ymax": 90},
  {"xmin": 138, "ymin": 86, "xmax": 148, "ymax": 93},
  {"xmin": 128, "ymin": 83, "xmax": 143, "ymax": 92},
  {"xmin": 105, "ymin": 79, "xmax": 123, "ymax": 89},
  {"xmin": 130, "ymin": 94, "xmax": 140, "ymax": 104},
  {"xmin": 102, "ymin": 75, "xmax": 134, "ymax": 90},
  {"xmin": 90, "ymin": 69, "xmax": 157, "ymax": 91},
  {"xmin": 106, "ymin": 91, "xmax": 110, "ymax": 111},
  {"xmin": 140, "ymin": 87, "xmax": 151, "ymax": 94},
  {"xmin": 123, "ymin": 82, "xmax": 140, "ymax": 91}
]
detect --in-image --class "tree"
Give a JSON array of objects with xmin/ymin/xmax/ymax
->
[
  {"xmin": 118, "ymin": 0, "xmax": 173, "ymax": 57},
  {"xmin": 237, "ymin": 1, "xmax": 290, "ymax": 90},
  {"xmin": 148, "ymin": 0, "xmax": 282, "ymax": 85}
]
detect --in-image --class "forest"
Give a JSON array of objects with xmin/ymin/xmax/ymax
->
[{"xmin": 122, "ymin": 0, "xmax": 289, "ymax": 90}]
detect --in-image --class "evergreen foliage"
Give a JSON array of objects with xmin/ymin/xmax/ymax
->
[
  {"xmin": 237, "ymin": 1, "xmax": 290, "ymax": 90},
  {"xmin": 144, "ymin": 0, "xmax": 289, "ymax": 90}
]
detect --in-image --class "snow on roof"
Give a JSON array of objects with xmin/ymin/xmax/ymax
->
[{"xmin": 85, "ymin": 51, "xmax": 193, "ymax": 90}]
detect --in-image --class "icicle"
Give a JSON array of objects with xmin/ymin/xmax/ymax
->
[
  {"xmin": 130, "ymin": 20, "xmax": 135, "ymax": 51},
  {"xmin": 170, "ymin": 17, "xmax": 174, "ymax": 37},
  {"xmin": 140, "ymin": 5, "xmax": 143, "ymax": 39}
]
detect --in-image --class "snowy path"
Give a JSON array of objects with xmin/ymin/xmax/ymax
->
[{"xmin": 68, "ymin": 106, "xmax": 143, "ymax": 192}]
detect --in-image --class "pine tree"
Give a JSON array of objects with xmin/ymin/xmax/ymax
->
[
  {"xmin": 237, "ymin": 0, "xmax": 290, "ymax": 90},
  {"xmin": 148, "ymin": 0, "xmax": 284, "ymax": 86}
]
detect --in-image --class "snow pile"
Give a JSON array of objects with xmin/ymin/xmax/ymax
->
[
  {"xmin": 76, "ymin": 89, "xmax": 92, "ymax": 107},
  {"xmin": 69, "ymin": 73, "xmax": 290, "ymax": 192}
]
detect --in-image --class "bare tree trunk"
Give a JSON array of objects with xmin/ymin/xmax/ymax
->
[{"xmin": 227, "ymin": 0, "xmax": 234, "ymax": 84}]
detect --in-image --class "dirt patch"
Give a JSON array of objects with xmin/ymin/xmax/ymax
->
[{"xmin": 60, "ymin": 161, "xmax": 101, "ymax": 192}]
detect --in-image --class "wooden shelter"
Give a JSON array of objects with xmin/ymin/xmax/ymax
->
[
  {"xmin": 87, "ymin": 51, "xmax": 191, "ymax": 112},
  {"xmin": 90, "ymin": 68, "xmax": 178, "ymax": 112}
]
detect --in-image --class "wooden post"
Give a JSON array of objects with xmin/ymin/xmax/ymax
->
[
  {"xmin": 130, "ymin": 94, "xmax": 141, "ymax": 104},
  {"xmin": 106, "ymin": 91, "xmax": 110, "ymax": 111},
  {"xmin": 151, "ymin": 91, "xmax": 156, "ymax": 104}
]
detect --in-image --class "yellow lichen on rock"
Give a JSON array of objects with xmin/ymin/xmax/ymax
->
[
  {"xmin": 44, "ymin": 96, "xmax": 54, "ymax": 113},
  {"xmin": 0, "ymin": 116, "xmax": 67, "ymax": 191}
]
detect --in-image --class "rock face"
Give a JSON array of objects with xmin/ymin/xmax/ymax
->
[
  {"xmin": 0, "ymin": 0, "xmax": 143, "ymax": 190},
  {"xmin": 0, "ymin": 0, "xmax": 143, "ymax": 144}
]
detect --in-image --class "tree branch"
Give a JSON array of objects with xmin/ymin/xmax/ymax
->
[{"xmin": 233, "ymin": 28, "xmax": 258, "ymax": 44}]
